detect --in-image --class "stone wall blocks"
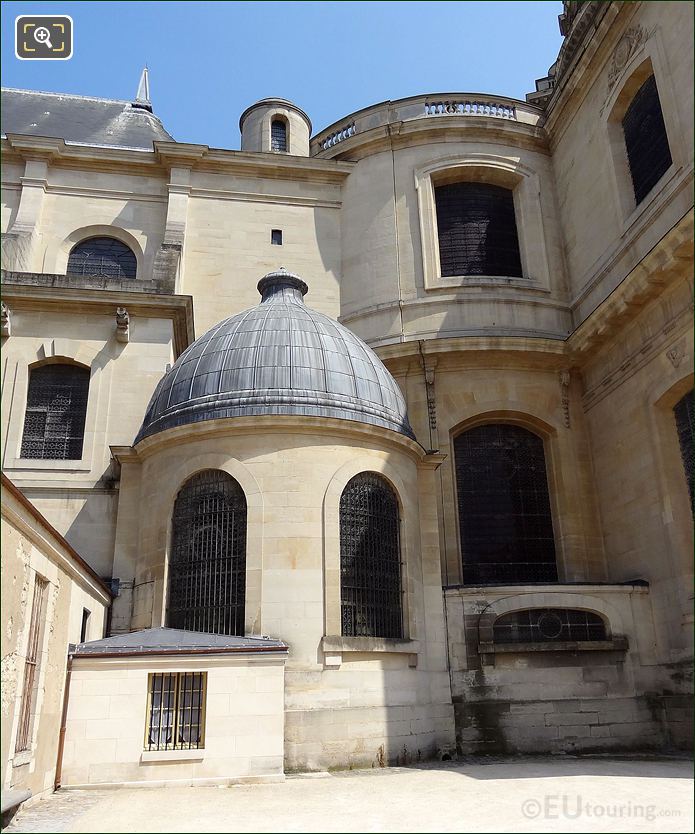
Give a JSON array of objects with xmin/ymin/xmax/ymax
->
[{"xmin": 546, "ymin": 712, "xmax": 599, "ymax": 726}]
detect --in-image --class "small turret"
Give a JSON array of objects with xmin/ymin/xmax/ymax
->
[{"xmin": 239, "ymin": 98, "xmax": 311, "ymax": 156}]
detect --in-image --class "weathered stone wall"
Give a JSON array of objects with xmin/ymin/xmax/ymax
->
[
  {"xmin": 0, "ymin": 306, "xmax": 178, "ymax": 577},
  {"xmin": 1, "ymin": 478, "xmax": 110, "ymax": 801},
  {"xmin": 442, "ymin": 584, "xmax": 683, "ymax": 755}
]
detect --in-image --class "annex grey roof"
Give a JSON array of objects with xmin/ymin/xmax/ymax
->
[
  {"xmin": 70, "ymin": 627, "xmax": 287, "ymax": 657},
  {"xmin": 135, "ymin": 269, "xmax": 415, "ymax": 443},
  {"xmin": 1, "ymin": 87, "xmax": 173, "ymax": 150}
]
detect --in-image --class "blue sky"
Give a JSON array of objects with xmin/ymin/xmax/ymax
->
[{"xmin": 2, "ymin": 1, "xmax": 563, "ymax": 148}]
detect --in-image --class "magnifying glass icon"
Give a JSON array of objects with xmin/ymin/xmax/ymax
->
[{"xmin": 34, "ymin": 27, "xmax": 53, "ymax": 49}]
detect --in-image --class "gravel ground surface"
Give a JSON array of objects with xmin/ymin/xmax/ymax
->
[{"xmin": 4, "ymin": 756, "xmax": 693, "ymax": 833}]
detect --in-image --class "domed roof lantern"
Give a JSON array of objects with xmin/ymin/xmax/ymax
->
[
  {"xmin": 257, "ymin": 266, "xmax": 308, "ymax": 301},
  {"xmin": 134, "ymin": 270, "xmax": 414, "ymax": 443}
]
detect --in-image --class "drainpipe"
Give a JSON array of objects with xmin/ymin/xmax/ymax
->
[{"xmin": 54, "ymin": 653, "xmax": 73, "ymax": 791}]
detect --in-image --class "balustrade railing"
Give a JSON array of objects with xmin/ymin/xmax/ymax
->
[
  {"xmin": 424, "ymin": 99, "xmax": 516, "ymax": 119},
  {"xmin": 320, "ymin": 122, "xmax": 357, "ymax": 150}
]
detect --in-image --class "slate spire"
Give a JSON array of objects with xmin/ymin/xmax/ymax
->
[{"xmin": 133, "ymin": 66, "xmax": 152, "ymax": 112}]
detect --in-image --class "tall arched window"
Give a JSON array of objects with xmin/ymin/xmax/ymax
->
[
  {"xmin": 674, "ymin": 390, "xmax": 694, "ymax": 503},
  {"xmin": 67, "ymin": 237, "xmax": 137, "ymax": 279},
  {"xmin": 434, "ymin": 182, "xmax": 522, "ymax": 278},
  {"xmin": 454, "ymin": 424, "xmax": 557, "ymax": 584},
  {"xmin": 622, "ymin": 74, "xmax": 672, "ymax": 205},
  {"xmin": 339, "ymin": 472, "xmax": 402, "ymax": 638},
  {"xmin": 167, "ymin": 470, "xmax": 247, "ymax": 636},
  {"xmin": 20, "ymin": 363, "xmax": 90, "ymax": 460},
  {"xmin": 270, "ymin": 119, "xmax": 287, "ymax": 152}
]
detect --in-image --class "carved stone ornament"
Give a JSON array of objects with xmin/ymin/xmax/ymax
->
[
  {"xmin": 424, "ymin": 365, "xmax": 437, "ymax": 431},
  {"xmin": 1, "ymin": 301, "xmax": 10, "ymax": 337},
  {"xmin": 115, "ymin": 307, "xmax": 130, "ymax": 343},
  {"xmin": 559, "ymin": 370, "xmax": 571, "ymax": 428},
  {"xmin": 666, "ymin": 341, "xmax": 686, "ymax": 369},
  {"xmin": 607, "ymin": 26, "xmax": 649, "ymax": 94}
]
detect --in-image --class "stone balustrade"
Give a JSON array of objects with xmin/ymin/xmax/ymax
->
[{"xmin": 311, "ymin": 93, "xmax": 540, "ymax": 155}]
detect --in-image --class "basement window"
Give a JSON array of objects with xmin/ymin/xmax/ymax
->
[
  {"xmin": 271, "ymin": 229, "xmax": 283, "ymax": 246},
  {"xmin": 145, "ymin": 672, "xmax": 207, "ymax": 751},
  {"xmin": 493, "ymin": 609, "xmax": 607, "ymax": 644}
]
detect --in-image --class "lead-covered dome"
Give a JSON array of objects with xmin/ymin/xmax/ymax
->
[{"xmin": 135, "ymin": 270, "xmax": 414, "ymax": 443}]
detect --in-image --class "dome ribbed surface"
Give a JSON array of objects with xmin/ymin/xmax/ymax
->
[{"xmin": 135, "ymin": 270, "xmax": 414, "ymax": 443}]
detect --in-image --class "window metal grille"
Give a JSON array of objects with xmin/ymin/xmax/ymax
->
[
  {"xmin": 166, "ymin": 470, "xmax": 247, "ymax": 636},
  {"xmin": 622, "ymin": 74, "xmax": 672, "ymax": 205},
  {"xmin": 270, "ymin": 119, "xmax": 287, "ymax": 152},
  {"xmin": 15, "ymin": 576, "xmax": 49, "ymax": 753},
  {"xmin": 20, "ymin": 364, "xmax": 90, "ymax": 460},
  {"xmin": 493, "ymin": 608, "xmax": 607, "ymax": 644},
  {"xmin": 67, "ymin": 237, "xmax": 137, "ymax": 279},
  {"xmin": 454, "ymin": 424, "xmax": 558, "ymax": 584},
  {"xmin": 434, "ymin": 182, "xmax": 523, "ymax": 278},
  {"xmin": 674, "ymin": 390, "xmax": 694, "ymax": 503},
  {"xmin": 145, "ymin": 672, "xmax": 206, "ymax": 751},
  {"xmin": 340, "ymin": 472, "xmax": 403, "ymax": 638}
]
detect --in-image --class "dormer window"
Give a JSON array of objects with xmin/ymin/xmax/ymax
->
[
  {"xmin": 434, "ymin": 182, "xmax": 523, "ymax": 278},
  {"xmin": 271, "ymin": 119, "xmax": 287, "ymax": 152}
]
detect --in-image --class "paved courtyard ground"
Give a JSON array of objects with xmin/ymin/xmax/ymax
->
[{"xmin": 4, "ymin": 757, "xmax": 693, "ymax": 833}]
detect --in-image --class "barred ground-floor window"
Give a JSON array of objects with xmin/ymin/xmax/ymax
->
[{"xmin": 145, "ymin": 672, "xmax": 207, "ymax": 751}]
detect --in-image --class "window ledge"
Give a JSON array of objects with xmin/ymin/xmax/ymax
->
[
  {"xmin": 12, "ymin": 750, "xmax": 33, "ymax": 768},
  {"xmin": 140, "ymin": 748, "xmax": 204, "ymax": 763},
  {"xmin": 323, "ymin": 635, "xmax": 418, "ymax": 653},
  {"xmin": 432, "ymin": 275, "xmax": 550, "ymax": 293},
  {"xmin": 322, "ymin": 636, "xmax": 419, "ymax": 667},
  {"xmin": 4, "ymin": 458, "xmax": 91, "ymax": 472},
  {"xmin": 479, "ymin": 637, "xmax": 628, "ymax": 654}
]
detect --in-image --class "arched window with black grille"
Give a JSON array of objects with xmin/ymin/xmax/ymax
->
[
  {"xmin": 67, "ymin": 237, "xmax": 137, "ymax": 279},
  {"xmin": 674, "ymin": 390, "xmax": 694, "ymax": 503},
  {"xmin": 167, "ymin": 470, "xmax": 247, "ymax": 636},
  {"xmin": 493, "ymin": 609, "xmax": 607, "ymax": 644},
  {"xmin": 20, "ymin": 363, "xmax": 90, "ymax": 460},
  {"xmin": 454, "ymin": 423, "xmax": 558, "ymax": 584},
  {"xmin": 270, "ymin": 118, "xmax": 287, "ymax": 152},
  {"xmin": 434, "ymin": 182, "xmax": 523, "ymax": 278},
  {"xmin": 622, "ymin": 74, "xmax": 672, "ymax": 205},
  {"xmin": 340, "ymin": 472, "xmax": 402, "ymax": 638}
]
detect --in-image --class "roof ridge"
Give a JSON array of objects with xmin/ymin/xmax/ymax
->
[{"xmin": 1, "ymin": 86, "xmax": 135, "ymax": 107}]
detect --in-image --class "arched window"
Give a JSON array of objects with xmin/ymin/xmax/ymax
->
[
  {"xmin": 270, "ymin": 119, "xmax": 287, "ymax": 152},
  {"xmin": 622, "ymin": 74, "xmax": 672, "ymax": 205},
  {"xmin": 674, "ymin": 390, "xmax": 694, "ymax": 503},
  {"xmin": 434, "ymin": 182, "xmax": 522, "ymax": 278},
  {"xmin": 167, "ymin": 470, "xmax": 247, "ymax": 636},
  {"xmin": 493, "ymin": 609, "xmax": 607, "ymax": 644},
  {"xmin": 339, "ymin": 472, "xmax": 402, "ymax": 638},
  {"xmin": 67, "ymin": 237, "xmax": 137, "ymax": 279},
  {"xmin": 454, "ymin": 424, "xmax": 557, "ymax": 584},
  {"xmin": 20, "ymin": 364, "xmax": 90, "ymax": 460}
]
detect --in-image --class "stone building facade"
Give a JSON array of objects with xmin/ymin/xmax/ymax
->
[{"xmin": 1, "ymin": 0, "xmax": 693, "ymax": 784}]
